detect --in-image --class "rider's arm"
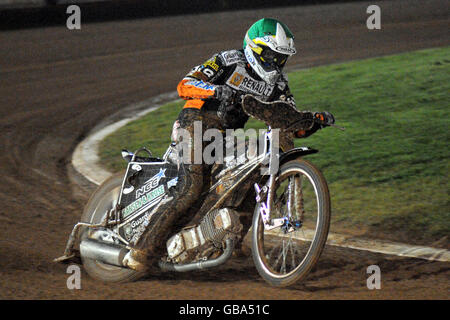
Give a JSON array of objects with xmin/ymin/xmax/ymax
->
[
  {"xmin": 177, "ymin": 55, "xmax": 224, "ymax": 101},
  {"xmin": 272, "ymin": 73, "xmax": 296, "ymax": 105}
]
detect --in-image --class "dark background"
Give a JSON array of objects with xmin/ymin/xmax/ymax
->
[{"xmin": 1, "ymin": 0, "xmax": 387, "ymax": 29}]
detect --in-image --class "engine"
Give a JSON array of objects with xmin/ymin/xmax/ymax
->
[{"xmin": 165, "ymin": 208, "xmax": 242, "ymax": 264}]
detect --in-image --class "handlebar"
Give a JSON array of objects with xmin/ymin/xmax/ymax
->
[{"xmin": 326, "ymin": 123, "xmax": 346, "ymax": 131}]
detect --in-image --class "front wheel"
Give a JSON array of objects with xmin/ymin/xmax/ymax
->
[{"xmin": 251, "ymin": 159, "xmax": 331, "ymax": 287}]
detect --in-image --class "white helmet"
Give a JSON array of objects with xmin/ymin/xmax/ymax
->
[{"xmin": 243, "ymin": 18, "xmax": 296, "ymax": 84}]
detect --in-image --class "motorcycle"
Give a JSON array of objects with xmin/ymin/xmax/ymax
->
[{"xmin": 55, "ymin": 94, "xmax": 338, "ymax": 287}]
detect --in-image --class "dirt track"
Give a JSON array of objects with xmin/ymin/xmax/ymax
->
[{"xmin": 0, "ymin": 0, "xmax": 449, "ymax": 299}]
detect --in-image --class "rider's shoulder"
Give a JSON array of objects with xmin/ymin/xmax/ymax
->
[{"xmin": 216, "ymin": 49, "xmax": 246, "ymax": 67}]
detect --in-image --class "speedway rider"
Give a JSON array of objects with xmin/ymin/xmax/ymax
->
[{"xmin": 124, "ymin": 18, "xmax": 335, "ymax": 270}]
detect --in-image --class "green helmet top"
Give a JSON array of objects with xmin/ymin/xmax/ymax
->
[
  {"xmin": 243, "ymin": 18, "xmax": 296, "ymax": 55},
  {"xmin": 243, "ymin": 18, "xmax": 296, "ymax": 84}
]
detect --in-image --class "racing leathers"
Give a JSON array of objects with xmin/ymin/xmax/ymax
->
[
  {"xmin": 127, "ymin": 49, "xmax": 322, "ymax": 269},
  {"xmin": 177, "ymin": 49, "xmax": 298, "ymax": 130}
]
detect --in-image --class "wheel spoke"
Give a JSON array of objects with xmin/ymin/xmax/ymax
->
[
  {"xmin": 266, "ymin": 239, "xmax": 280, "ymax": 261},
  {"xmin": 280, "ymin": 240, "xmax": 287, "ymax": 274},
  {"xmin": 288, "ymin": 236, "xmax": 296, "ymax": 271},
  {"xmin": 271, "ymin": 244, "xmax": 283, "ymax": 271}
]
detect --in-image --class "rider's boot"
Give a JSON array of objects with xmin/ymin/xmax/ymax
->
[{"xmin": 122, "ymin": 249, "xmax": 148, "ymax": 271}]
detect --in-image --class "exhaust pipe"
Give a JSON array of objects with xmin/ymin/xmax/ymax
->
[
  {"xmin": 80, "ymin": 238, "xmax": 234, "ymax": 271},
  {"xmin": 158, "ymin": 238, "xmax": 235, "ymax": 272},
  {"xmin": 80, "ymin": 239, "xmax": 129, "ymax": 267}
]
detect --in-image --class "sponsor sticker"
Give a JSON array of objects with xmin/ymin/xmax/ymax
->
[
  {"xmin": 226, "ymin": 66, "xmax": 275, "ymax": 97},
  {"xmin": 203, "ymin": 57, "xmax": 219, "ymax": 71},
  {"xmin": 221, "ymin": 50, "xmax": 244, "ymax": 66},
  {"xmin": 136, "ymin": 168, "xmax": 166, "ymax": 199},
  {"xmin": 275, "ymin": 46, "xmax": 296, "ymax": 54},
  {"xmin": 186, "ymin": 80, "xmax": 215, "ymax": 91},
  {"xmin": 230, "ymin": 72, "xmax": 244, "ymax": 86},
  {"xmin": 122, "ymin": 184, "xmax": 165, "ymax": 218}
]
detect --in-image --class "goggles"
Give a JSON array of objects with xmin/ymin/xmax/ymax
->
[{"xmin": 258, "ymin": 46, "xmax": 289, "ymax": 69}]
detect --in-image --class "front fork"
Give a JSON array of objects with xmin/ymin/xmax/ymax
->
[{"xmin": 254, "ymin": 174, "xmax": 303, "ymax": 232}]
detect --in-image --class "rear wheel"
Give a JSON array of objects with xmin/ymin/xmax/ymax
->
[
  {"xmin": 80, "ymin": 171, "xmax": 146, "ymax": 282},
  {"xmin": 251, "ymin": 159, "xmax": 331, "ymax": 287}
]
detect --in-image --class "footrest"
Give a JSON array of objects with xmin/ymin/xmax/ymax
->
[
  {"xmin": 53, "ymin": 254, "xmax": 75, "ymax": 263},
  {"xmin": 53, "ymin": 250, "xmax": 81, "ymax": 264}
]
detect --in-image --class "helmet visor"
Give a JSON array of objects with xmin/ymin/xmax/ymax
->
[{"xmin": 258, "ymin": 46, "xmax": 289, "ymax": 70}]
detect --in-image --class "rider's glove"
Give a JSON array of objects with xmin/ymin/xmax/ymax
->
[
  {"xmin": 214, "ymin": 85, "xmax": 235, "ymax": 103},
  {"xmin": 295, "ymin": 111, "xmax": 334, "ymax": 138},
  {"xmin": 313, "ymin": 111, "xmax": 335, "ymax": 127}
]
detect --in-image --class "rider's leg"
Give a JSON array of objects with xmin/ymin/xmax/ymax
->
[{"xmin": 124, "ymin": 109, "xmax": 210, "ymax": 270}]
